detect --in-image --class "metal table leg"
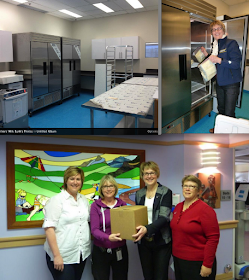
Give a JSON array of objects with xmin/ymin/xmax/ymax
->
[
  {"xmin": 90, "ymin": 108, "xmax": 94, "ymax": 129},
  {"xmin": 135, "ymin": 116, "xmax": 138, "ymax": 129}
]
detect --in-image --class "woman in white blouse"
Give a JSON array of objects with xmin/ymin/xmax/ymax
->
[{"xmin": 42, "ymin": 166, "xmax": 91, "ymax": 280}]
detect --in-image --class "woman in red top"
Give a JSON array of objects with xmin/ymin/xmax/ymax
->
[{"xmin": 170, "ymin": 175, "xmax": 220, "ymax": 280}]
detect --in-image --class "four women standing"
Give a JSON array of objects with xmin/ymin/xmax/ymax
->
[{"xmin": 43, "ymin": 165, "xmax": 220, "ymax": 280}]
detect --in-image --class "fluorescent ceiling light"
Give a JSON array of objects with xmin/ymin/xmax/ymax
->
[
  {"xmin": 13, "ymin": 0, "xmax": 28, "ymax": 3},
  {"xmin": 93, "ymin": 3, "xmax": 114, "ymax": 13},
  {"xmin": 59, "ymin": 9, "xmax": 82, "ymax": 18},
  {"xmin": 126, "ymin": 0, "xmax": 143, "ymax": 9}
]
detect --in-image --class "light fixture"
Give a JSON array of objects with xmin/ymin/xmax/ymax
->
[
  {"xmin": 59, "ymin": 9, "xmax": 82, "ymax": 18},
  {"xmin": 201, "ymin": 149, "xmax": 220, "ymax": 168},
  {"xmin": 93, "ymin": 3, "xmax": 114, "ymax": 13},
  {"xmin": 126, "ymin": 0, "xmax": 143, "ymax": 9},
  {"xmin": 13, "ymin": 0, "xmax": 28, "ymax": 3}
]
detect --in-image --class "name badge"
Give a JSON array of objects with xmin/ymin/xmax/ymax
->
[
  {"xmin": 116, "ymin": 248, "xmax": 123, "ymax": 261},
  {"xmin": 219, "ymin": 48, "xmax": 227, "ymax": 53}
]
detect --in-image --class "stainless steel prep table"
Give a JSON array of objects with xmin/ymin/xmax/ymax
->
[{"xmin": 82, "ymin": 83, "xmax": 157, "ymax": 129}]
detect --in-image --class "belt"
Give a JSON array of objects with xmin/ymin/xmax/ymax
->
[{"xmin": 98, "ymin": 246, "xmax": 122, "ymax": 254}]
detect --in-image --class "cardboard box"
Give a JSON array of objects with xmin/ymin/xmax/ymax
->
[{"xmin": 110, "ymin": 205, "xmax": 148, "ymax": 241}]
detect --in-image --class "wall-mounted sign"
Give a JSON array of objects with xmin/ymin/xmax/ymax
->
[{"xmin": 221, "ymin": 190, "xmax": 231, "ymax": 201}]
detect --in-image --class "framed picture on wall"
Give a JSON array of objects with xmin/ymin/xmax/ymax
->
[
  {"xmin": 197, "ymin": 173, "xmax": 221, "ymax": 209},
  {"xmin": 6, "ymin": 142, "xmax": 145, "ymax": 229}
]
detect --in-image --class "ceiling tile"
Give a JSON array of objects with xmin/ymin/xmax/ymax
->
[
  {"xmin": 74, "ymin": 4, "xmax": 97, "ymax": 12},
  {"xmin": 103, "ymin": 2, "xmax": 124, "ymax": 11},
  {"xmin": 56, "ymin": 0, "xmax": 89, "ymax": 8},
  {"xmin": 47, "ymin": 11, "xmax": 75, "ymax": 20},
  {"xmin": 76, "ymin": 15, "xmax": 94, "ymax": 20},
  {"xmin": 140, "ymin": 0, "xmax": 158, "ymax": 7},
  {"xmin": 85, "ymin": 9, "xmax": 107, "ymax": 15},
  {"xmin": 133, "ymin": 7, "xmax": 147, "ymax": 13},
  {"xmin": 109, "ymin": 0, "xmax": 134, "ymax": 9},
  {"xmin": 145, "ymin": 5, "xmax": 158, "ymax": 11},
  {"xmin": 31, "ymin": 0, "xmax": 72, "ymax": 11},
  {"xmin": 84, "ymin": 0, "xmax": 109, "ymax": 4},
  {"xmin": 20, "ymin": 2, "xmax": 55, "ymax": 12}
]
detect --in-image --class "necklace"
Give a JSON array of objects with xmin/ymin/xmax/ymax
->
[{"xmin": 146, "ymin": 185, "xmax": 157, "ymax": 199}]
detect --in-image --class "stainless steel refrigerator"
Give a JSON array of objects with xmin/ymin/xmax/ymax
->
[
  {"xmin": 161, "ymin": 0, "xmax": 248, "ymax": 134},
  {"xmin": 61, "ymin": 37, "xmax": 81, "ymax": 100},
  {"xmin": 11, "ymin": 33, "xmax": 61, "ymax": 116}
]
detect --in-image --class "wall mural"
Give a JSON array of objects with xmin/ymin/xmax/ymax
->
[{"xmin": 7, "ymin": 142, "xmax": 145, "ymax": 229}]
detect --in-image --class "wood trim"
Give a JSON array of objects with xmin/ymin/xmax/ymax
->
[
  {"xmin": 0, "ymin": 220, "xmax": 238, "ymax": 249},
  {"xmin": 216, "ymin": 271, "xmax": 233, "ymax": 280},
  {"xmin": 43, "ymin": 135, "xmax": 231, "ymax": 148},
  {"xmin": 0, "ymin": 235, "xmax": 45, "ymax": 249},
  {"xmin": 219, "ymin": 220, "xmax": 238, "ymax": 230},
  {"xmin": 229, "ymin": 140, "xmax": 249, "ymax": 148},
  {"xmin": 6, "ymin": 142, "xmax": 145, "ymax": 229}
]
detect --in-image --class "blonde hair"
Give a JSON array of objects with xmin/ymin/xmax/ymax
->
[
  {"xmin": 63, "ymin": 166, "xmax": 84, "ymax": 191},
  {"xmin": 98, "ymin": 174, "xmax": 118, "ymax": 199},
  {"xmin": 210, "ymin": 20, "xmax": 226, "ymax": 33},
  {"xmin": 17, "ymin": 189, "xmax": 27, "ymax": 197},
  {"xmin": 140, "ymin": 161, "xmax": 160, "ymax": 178},
  {"xmin": 182, "ymin": 175, "xmax": 202, "ymax": 191}
]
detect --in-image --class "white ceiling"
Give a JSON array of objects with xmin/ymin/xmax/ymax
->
[
  {"xmin": 221, "ymin": 0, "xmax": 249, "ymax": 6},
  {"xmin": 2, "ymin": 0, "xmax": 157, "ymax": 21},
  {"xmin": 235, "ymin": 146, "xmax": 249, "ymax": 163}
]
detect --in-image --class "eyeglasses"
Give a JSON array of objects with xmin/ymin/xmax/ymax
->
[
  {"xmin": 144, "ymin": 172, "xmax": 156, "ymax": 177},
  {"xmin": 212, "ymin": 27, "xmax": 222, "ymax": 32},
  {"xmin": 182, "ymin": 185, "xmax": 197, "ymax": 190},
  {"xmin": 102, "ymin": 185, "xmax": 115, "ymax": 189}
]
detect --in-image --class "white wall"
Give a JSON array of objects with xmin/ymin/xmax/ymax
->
[
  {"xmin": 0, "ymin": 1, "xmax": 73, "ymax": 37},
  {"xmin": 72, "ymin": 10, "xmax": 158, "ymax": 73},
  {"xmin": 0, "ymin": 1, "xmax": 73, "ymax": 72}
]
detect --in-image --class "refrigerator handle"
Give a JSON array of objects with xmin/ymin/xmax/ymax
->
[
  {"xmin": 43, "ymin": 62, "xmax": 47, "ymax": 75},
  {"xmin": 69, "ymin": 61, "xmax": 72, "ymax": 71},
  {"xmin": 73, "ymin": 60, "xmax": 76, "ymax": 71},
  {"xmin": 50, "ymin": 62, "xmax": 53, "ymax": 74},
  {"xmin": 179, "ymin": 54, "xmax": 187, "ymax": 81}
]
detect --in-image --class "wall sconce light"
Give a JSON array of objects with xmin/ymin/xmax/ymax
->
[{"xmin": 201, "ymin": 148, "xmax": 220, "ymax": 168}]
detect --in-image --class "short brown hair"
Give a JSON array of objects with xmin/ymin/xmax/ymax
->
[
  {"xmin": 140, "ymin": 161, "xmax": 160, "ymax": 178},
  {"xmin": 63, "ymin": 166, "xmax": 84, "ymax": 191},
  {"xmin": 182, "ymin": 175, "xmax": 202, "ymax": 191},
  {"xmin": 210, "ymin": 20, "xmax": 226, "ymax": 33},
  {"xmin": 98, "ymin": 174, "xmax": 118, "ymax": 199}
]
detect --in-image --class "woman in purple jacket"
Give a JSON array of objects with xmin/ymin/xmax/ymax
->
[{"xmin": 90, "ymin": 174, "xmax": 128, "ymax": 280}]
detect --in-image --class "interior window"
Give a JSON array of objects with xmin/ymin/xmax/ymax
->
[{"xmin": 145, "ymin": 42, "xmax": 158, "ymax": 58}]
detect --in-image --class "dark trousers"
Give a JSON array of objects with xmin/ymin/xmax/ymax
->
[
  {"xmin": 46, "ymin": 253, "xmax": 87, "ymax": 280},
  {"xmin": 216, "ymin": 82, "xmax": 240, "ymax": 117},
  {"xmin": 173, "ymin": 256, "xmax": 217, "ymax": 280},
  {"xmin": 137, "ymin": 239, "xmax": 172, "ymax": 280},
  {"xmin": 91, "ymin": 244, "xmax": 128, "ymax": 280}
]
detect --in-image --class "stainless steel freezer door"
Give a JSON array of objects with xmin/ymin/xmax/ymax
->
[
  {"xmin": 31, "ymin": 41, "xmax": 49, "ymax": 98},
  {"xmin": 72, "ymin": 45, "xmax": 81, "ymax": 86},
  {"xmin": 48, "ymin": 43, "xmax": 61, "ymax": 93},
  {"xmin": 162, "ymin": 4, "xmax": 191, "ymax": 128},
  {"xmin": 63, "ymin": 44, "xmax": 73, "ymax": 88},
  {"xmin": 223, "ymin": 16, "xmax": 248, "ymax": 108}
]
